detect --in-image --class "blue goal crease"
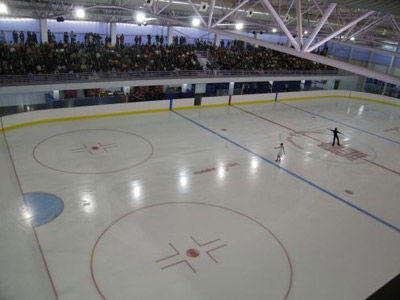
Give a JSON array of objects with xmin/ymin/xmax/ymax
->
[{"xmin": 172, "ymin": 109, "xmax": 400, "ymax": 234}]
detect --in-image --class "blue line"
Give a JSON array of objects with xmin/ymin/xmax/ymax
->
[
  {"xmin": 169, "ymin": 98, "xmax": 173, "ymax": 110},
  {"xmin": 281, "ymin": 101, "xmax": 400, "ymax": 145},
  {"xmin": 172, "ymin": 110, "xmax": 400, "ymax": 233}
]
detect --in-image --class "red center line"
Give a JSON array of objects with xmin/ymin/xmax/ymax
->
[
  {"xmin": 234, "ymin": 105, "xmax": 297, "ymax": 133},
  {"xmin": 363, "ymin": 159, "xmax": 400, "ymax": 176},
  {"xmin": 234, "ymin": 105, "xmax": 321, "ymax": 142}
]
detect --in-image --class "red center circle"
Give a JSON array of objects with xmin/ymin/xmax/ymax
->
[{"xmin": 186, "ymin": 248, "xmax": 200, "ymax": 258}]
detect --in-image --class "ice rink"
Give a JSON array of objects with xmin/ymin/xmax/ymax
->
[{"xmin": 1, "ymin": 97, "xmax": 400, "ymax": 300}]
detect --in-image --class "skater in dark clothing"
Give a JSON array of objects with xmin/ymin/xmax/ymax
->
[{"xmin": 329, "ymin": 127, "xmax": 343, "ymax": 146}]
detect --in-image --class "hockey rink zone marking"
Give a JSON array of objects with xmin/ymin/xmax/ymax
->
[
  {"xmin": 173, "ymin": 110, "xmax": 400, "ymax": 233},
  {"xmin": 193, "ymin": 162, "xmax": 239, "ymax": 175},
  {"xmin": 280, "ymin": 101, "xmax": 400, "ymax": 145},
  {"xmin": 235, "ymin": 106, "xmax": 399, "ymax": 175},
  {"xmin": 32, "ymin": 129, "xmax": 154, "ymax": 175},
  {"xmin": 90, "ymin": 202, "xmax": 293, "ymax": 300}
]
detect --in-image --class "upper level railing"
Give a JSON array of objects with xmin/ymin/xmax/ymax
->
[{"xmin": 0, "ymin": 69, "xmax": 348, "ymax": 87}]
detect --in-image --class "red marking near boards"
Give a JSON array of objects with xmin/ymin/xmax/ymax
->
[
  {"xmin": 345, "ymin": 190, "xmax": 354, "ymax": 195},
  {"xmin": 221, "ymin": 128, "xmax": 227, "ymax": 131},
  {"xmin": 317, "ymin": 143, "xmax": 369, "ymax": 161},
  {"xmin": 193, "ymin": 162, "xmax": 239, "ymax": 175}
]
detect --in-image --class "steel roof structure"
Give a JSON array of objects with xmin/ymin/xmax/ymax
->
[{"xmin": 2, "ymin": 0, "xmax": 400, "ymax": 84}]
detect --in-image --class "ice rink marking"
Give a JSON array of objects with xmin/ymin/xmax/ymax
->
[{"xmin": 173, "ymin": 110, "xmax": 400, "ymax": 234}]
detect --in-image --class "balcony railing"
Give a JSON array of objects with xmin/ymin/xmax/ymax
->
[{"xmin": 0, "ymin": 69, "xmax": 348, "ymax": 87}]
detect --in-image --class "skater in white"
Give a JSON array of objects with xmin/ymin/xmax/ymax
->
[{"xmin": 274, "ymin": 143, "xmax": 285, "ymax": 163}]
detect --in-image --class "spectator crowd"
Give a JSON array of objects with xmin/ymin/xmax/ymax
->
[
  {"xmin": 0, "ymin": 29, "xmax": 335, "ymax": 75},
  {"xmin": 207, "ymin": 40, "xmax": 333, "ymax": 71}
]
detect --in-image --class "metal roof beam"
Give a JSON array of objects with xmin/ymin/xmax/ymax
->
[
  {"xmin": 261, "ymin": 0, "xmax": 300, "ymax": 51},
  {"xmin": 304, "ymin": 3, "xmax": 336, "ymax": 51},
  {"xmin": 212, "ymin": 0, "xmax": 251, "ymax": 28},
  {"xmin": 306, "ymin": 10, "xmax": 375, "ymax": 53},
  {"xmin": 187, "ymin": 0, "xmax": 207, "ymax": 26},
  {"xmin": 347, "ymin": 15, "xmax": 389, "ymax": 40}
]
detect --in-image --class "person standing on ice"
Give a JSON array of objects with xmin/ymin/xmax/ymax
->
[
  {"xmin": 329, "ymin": 127, "xmax": 343, "ymax": 146},
  {"xmin": 275, "ymin": 143, "xmax": 285, "ymax": 163}
]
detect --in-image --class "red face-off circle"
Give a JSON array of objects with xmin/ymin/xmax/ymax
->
[{"xmin": 186, "ymin": 248, "xmax": 200, "ymax": 258}]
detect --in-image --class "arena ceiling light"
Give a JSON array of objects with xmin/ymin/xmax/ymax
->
[
  {"xmin": 75, "ymin": 7, "xmax": 85, "ymax": 19},
  {"xmin": 304, "ymin": 30, "xmax": 308, "ymax": 35},
  {"xmin": 350, "ymin": 36, "xmax": 355, "ymax": 41},
  {"xmin": 192, "ymin": 17, "xmax": 201, "ymax": 27},
  {"xmin": 271, "ymin": 28, "xmax": 277, "ymax": 33},
  {"xmin": 0, "ymin": 2, "xmax": 8, "ymax": 14},
  {"xmin": 235, "ymin": 22, "xmax": 244, "ymax": 30},
  {"xmin": 136, "ymin": 12, "xmax": 146, "ymax": 23}
]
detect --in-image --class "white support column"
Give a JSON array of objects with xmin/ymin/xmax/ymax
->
[
  {"xmin": 303, "ymin": 3, "xmax": 336, "ymax": 51},
  {"xmin": 348, "ymin": 45, "xmax": 354, "ymax": 62},
  {"xmin": 212, "ymin": 0, "xmax": 251, "ymax": 28},
  {"xmin": 306, "ymin": 11, "xmax": 375, "ymax": 53},
  {"xmin": 386, "ymin": 55, "xmax": 396, "ymax": 74},
  {"xmin": 40, "ymin": 19, "xmax": 48, "ymax": 44},
  {"xmin": 52, "ymin": 90, "xmax": 59, "ymax": 100},
  {"xmin": 109, "ymin": 23, "xmax": 116, "ymax": 46},
  {"xmin": 208, "ymin": 0, "xmax": 216, "ymax": 27},
  {"xmin": 253, "ymin": 32, "xmax": 259, "ymax": 47},
  {"xmin": 261, "ymin": 0, "xmax": 300, "ymax": 51},
  {"xmin": 123, "ymin": 86, "xmax": 130, "ymax": 95},
  {"xmin": 296, "ymin": 0, "xmax": 303, "ymax": 48},
  {"xmin": 228, "ymin": 82, "xmax": 235, "ymax": 95},
  {"xmin": 182, "ymin": 83, "xmax": 188, "ymax": 93},
  {"xmin": 332, "ymin": 42, "xmax": 336, "ymax": 57},
  {"xmin": 167, "ymin": 26, "xmax": 174, "ymax": 45},
  {"xmin": 382, "ymin": 55, "xmax": 396, "ymax": 94},
  {"xmin": 214, "ymin": 33, "xmax": 221, "ymax": 46},
  {"xmin": 361, "ymin": 51, "xmax": 373, "ymax": 91}
]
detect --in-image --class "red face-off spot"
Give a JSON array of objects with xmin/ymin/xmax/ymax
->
[
  {"xmin": 91, "ymin": 146, "xmax": 99, "ymax": 150},
  {"xmin": 221, "ymin": 129, "xmax": 227, "ymax": 131},
  {"xmin": 345, "ymin": 190, "xmax": 354, "ymax": 195},
  {"xmin": 186, "ymin": 248, "xmax": 200, "ymax": 258}
]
